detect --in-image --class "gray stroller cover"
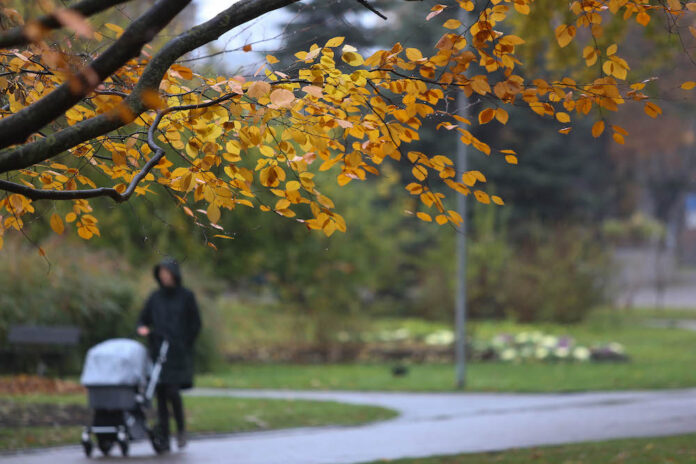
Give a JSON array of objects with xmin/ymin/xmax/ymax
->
[{"xmin": 80, "ymin": 338, "xmax": 151, "ymax": 386}]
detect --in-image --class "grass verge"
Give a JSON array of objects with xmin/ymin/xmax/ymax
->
[
  {"xmin": 0, "ymin": 393, "xmax": 396, "ymax": 451},
  {"xmin": 199, "ymin": 312, "xmax": 696, "ymax": 392},
  {"xmin": 360, "ymin": 433, "xmax": 696, "ymax": 463}
]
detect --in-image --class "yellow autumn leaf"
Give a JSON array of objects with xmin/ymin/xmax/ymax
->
[
  {"xmin": 555, "ymin": 24, "xmax": 576, "ymax": 48},
  {"xmin": 474, "ymin": 190, "xmax": 491, "ymax": 204},
  {"xmin": 443, "ymin": 19, "xmax": 462, "ymax": 29},
  {"xmin": 412, "ymin": 166, "xmax": 428, "ymax": 181},
  {"xmin": 592, "ymin": 120, "xmax": 605, "ymax": 138},
  {"xmin": 644, "ymin": 102, "xmax": 662, "ymax": 118},
  {"xmin": 104, "ymin": 23, "xmax": 124, "ymax": 35},
  {"xmin": 495, "ymin": 108, "xmax": 509, "ymax": 124},
  {"xmin": 50, "ymin": 213, "xmax": 64, "ymax": 234},
  {"xmin": 341, "ymin": 51, "xmax": 364, "ymax": 66},
  {"xmin": 406, "ymin": 48, "xmax": 423, "ymax": 61},
  {"xmin": 325, "ymin": 36, "xmax": 345, "ymax": 48},
  {"xmin": 77, "ymin": 226, "xmax": 93, "ymax": 240},
  {"xmin": 555, "ymin": 112, "xmax": 571, "ymax": 123},
  {"xmin": 207, "ymin": 203, "xmax": 221, "ymax": 224},
  {"xmin": 417, "ymin": 212, "xmax": 432, "ymax": 222}
]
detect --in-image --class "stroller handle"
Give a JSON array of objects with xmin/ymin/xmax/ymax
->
[{"xmin": 137, "ymin": 329, "xmax": 170, "ymax": 402}]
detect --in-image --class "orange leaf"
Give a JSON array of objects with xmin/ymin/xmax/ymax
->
[
  {"xmin": 555, "ymin": 24, "xmax": 576, "ymax": 48},
  {"xmin": 270, "ymin": 88, "xmax": 295, "ymax": 107},
  {"xmin": 592, "ymin": 120, "xmax": 605, "ymax": 138},
  {"xmin": 50, "ymin": 213, "xmax": 64, "ymax": 235},
  {"xmin": 443, "ymin": 19, "xmax": 462, "ymax": 29},
  {"xmin": 247, "ymin": 81, "xmax": 271, "ymax": 99},
  {"xmin": 555, "ymin": 112, "xmax": 571, "ymax": 123},
  {"xmin": 644, "ymin": 102, "xmax": 662, "ymax": 118},
  {"xmin": 478, "ymin": 108, "xmax": 496, "ymax": 125},
  {"xmin": 636, "ymin": 11, "xmax": 650, "ymax": 26}
]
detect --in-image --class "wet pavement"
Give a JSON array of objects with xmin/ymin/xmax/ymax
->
[{"xmin": 3, "ymin": 388, "xmax": 696, "ymax": 463}]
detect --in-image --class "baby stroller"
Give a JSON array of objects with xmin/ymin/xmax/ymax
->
[{"xmin": 79, "ymin": 337, "xmax": 169, "ymax": 457}]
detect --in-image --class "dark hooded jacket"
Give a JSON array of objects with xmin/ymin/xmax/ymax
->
[{"xmin": 137, "ymin": 258, "xmax": 201, "ymax": 389}]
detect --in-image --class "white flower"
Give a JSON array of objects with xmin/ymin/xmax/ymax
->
[
  {"xmin": 535, "ymin": 347, "xmax": 550, "ymax": 359},
  {"xmin": 515, "ymin": 332, "xmax": 530, "ymax": 343},
  {"xmin": 554, "ymin": 347, "xmax": 570, "ymax": 358},
  {"xmin": 542, "ymin": 335, "xmax": 558, "ymax": 348},
  {"xmin": 424, "ymin": 330, "xmax": 454, "ymax": 346},
  {"xmin": 609, "ymin": 342, "xmax": 625, "ymax": 354},
  {"xmin": 573, "ymin": 346, "xmax": 591, "ymax": 361},
  {"xmin": 501, "ymin": 348, "xmax": 517, "ymax": 361}
]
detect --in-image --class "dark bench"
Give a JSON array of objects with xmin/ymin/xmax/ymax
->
[{"xmin": 5, "ymin": 325, "xmax": 81, "ymax": 375}]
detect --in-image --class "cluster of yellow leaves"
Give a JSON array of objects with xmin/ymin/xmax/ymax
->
[
  {"xmin": 0, "ymin": 0, "xmax": 689, "ymax": 247},
  {"xmin": 550, "ymin": 0, "xmax": 696, "ymax": 128}
]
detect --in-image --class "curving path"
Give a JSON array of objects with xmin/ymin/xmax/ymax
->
[{"xmin": 3, "ymin": 388, "xmax": 696, "ymax": 463}]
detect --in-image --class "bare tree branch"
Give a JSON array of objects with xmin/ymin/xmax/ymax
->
[
  {"xmin": 0, "ymin": 0, "xmax": 133, "ymax": 49},
  {"xmin": 0, "ymin": 0, "xmax": 193, "ymax": 149},
  {"xmin": 0, "ymin": 0, "xmax": 302, "ymax": 175},
  {"xmin": 0, "ymin": 112, "xmax": 166, "ymax": 201},
  {"xmin": 355, "ymin": 0, "xmax": 388, "ymax": 20}
]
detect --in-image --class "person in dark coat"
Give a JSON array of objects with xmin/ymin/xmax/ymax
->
[{"xmin": 137, "ymin": 257, "xmax": 201, "ymax": 451}]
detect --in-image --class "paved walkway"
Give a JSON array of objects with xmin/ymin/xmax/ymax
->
[{"xmin": 3, "ymin": 388, "xmax": 696, "ymax": 463}]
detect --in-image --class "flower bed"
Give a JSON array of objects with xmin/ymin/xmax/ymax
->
[{"xmin": 481, "ymin": 331, "xmax": 629, "ymax": 363}]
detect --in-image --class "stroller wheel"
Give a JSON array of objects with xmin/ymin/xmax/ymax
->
[
  {"xmin": 81, "ymin": 439, "xmax": 93, "ymax": 458},
  {"xmin": 81, "ymin": 428, "xmax": 93, "ymax": 458},
  {"xmin": 97, "ymin": 436, "xmax": 115, "ymax": 456},
  {"xmin": 118, "ymin": 439, "xmax": 129, "ymax": 457},
  {"xmin": 148, "ymin": 426, "xmax": 169, "ymax": 454}
]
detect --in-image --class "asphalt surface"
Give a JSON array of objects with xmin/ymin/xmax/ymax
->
[{"xmin": 3, "ymin": 388, "xmax": 696, "ymax": 463}]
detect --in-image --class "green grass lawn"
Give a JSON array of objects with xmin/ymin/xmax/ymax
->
[
  {"xmin": 199, "ymin": 311, "xmax": 696, "ymax": 392},
  {"xmin": 360, "ymin": 433, "xmax": 696, "ymax": 463},
  {"xmin": 0, "ymin": 393, "xmax": 396, "ymax": 451}
]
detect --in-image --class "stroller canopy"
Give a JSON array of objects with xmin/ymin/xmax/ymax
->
[{"xmin": 80, "ymin": 338, "xmax": 151, "ymax": 386}]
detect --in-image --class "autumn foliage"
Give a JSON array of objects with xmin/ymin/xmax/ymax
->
[{"xmin": 0, "ymin": 0, "xmax": 694, "ymax": 249}]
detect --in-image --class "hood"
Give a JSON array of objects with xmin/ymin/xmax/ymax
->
[{"xmin": 153, "ymin": 257, "xmax": 182, "ymax": 287}]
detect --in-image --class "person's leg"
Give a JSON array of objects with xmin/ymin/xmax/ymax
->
[
  {"xmin": 155, "ymin": 384, "xmax": 171, "ymax": 448},
  {"xmin": 167, "ymin": 385, "xmax": 185, "ymax": 433},
  {"xmin": 164, "ymin": 384, "xmax": 187, "ymax": 448}
]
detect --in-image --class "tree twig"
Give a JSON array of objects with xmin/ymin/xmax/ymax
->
[{"xmin": 355, "ymin": 0, "xmax": 387, "ymax": 20}]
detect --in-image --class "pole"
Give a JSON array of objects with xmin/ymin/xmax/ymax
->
[
  {"xmin": 454, "ymin": 6, "xmax": 469, "ymax": 390},
  {"xmin": 455, "ymin": 94, "xmax": 468, "ymax": 389}
]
